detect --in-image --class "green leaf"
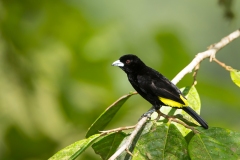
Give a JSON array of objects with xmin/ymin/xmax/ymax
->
[
  {"xmin": 230, "ymin": 69, "xmax": 240, "ymax": 87},
  {"xmin": 189, "ymin": 132, "xmax": 239, "ymax": 160},
  {"xmin": 198, "ymin": 127, "xmax": 240, "ymax": 157},
  {"xmin": 183, "ymin": 86, "xmax": 201, "ymax": 115},
  {"xmin": 92, "ymin": 132, "xmax": 127, "ymax": 160},
  {"xmin": 132, "ymin": 123, "xmax": 189, "ymax": 160},
  {"xmin": 49, "ymin": 134, "xmax": 101, "ymax": 160},
  {"xmin": 86, "ymin": 92, "xmax": 136, "ymax": 138}
]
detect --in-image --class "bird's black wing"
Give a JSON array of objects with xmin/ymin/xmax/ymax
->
[{"xmin": 137, "ymin": 68, "xmax": 187, "ymax": 107}]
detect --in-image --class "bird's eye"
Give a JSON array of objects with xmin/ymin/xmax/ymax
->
[{"xmin": 126, "ymin": 60, "xmax": 131, "ymax": 64}]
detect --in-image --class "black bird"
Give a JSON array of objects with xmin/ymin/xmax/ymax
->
[{"xmin": 112, "ymin": 54, "xmax": 208, "ymax": 129}]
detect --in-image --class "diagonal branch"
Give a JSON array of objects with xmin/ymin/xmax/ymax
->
[
  {"xmin": 172, "ymin": 29, "xmax": 240, "ymax": 85},
  {"xmin": 108, "ymin": 116, "xmax": 149, "ymax": 160}
]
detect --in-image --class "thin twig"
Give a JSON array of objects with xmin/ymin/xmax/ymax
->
[
  {"xmin": 168, "ymin": 117, "xmax": 199, "ymax": 134},
  {"xmin": 212, "ymin": 58, "xmax": 233, "ymax": 71},
  {"xmin": 125, "ymin": 148, "xmax": 133, "ymax": 156},
  {"xmin": 172, "ymin": 29, "xmax": 240, "ymax": 85},
  {"xmin": 192, "ymin": 63, "xmax": 200, "ymax": 86},
  {"xmin": 156, "ymin": 110, "xmax": 199, "ymax": 133},
  {"xmin": 100, "ymin": 125, "xmax": 136, "ymax": 135}
]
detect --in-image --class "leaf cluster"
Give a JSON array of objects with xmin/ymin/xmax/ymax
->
[{"xmin": 49, "ymin": 86, "xmax": 240, "ymax": 160}]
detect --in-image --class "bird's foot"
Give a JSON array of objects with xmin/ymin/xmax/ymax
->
[{"xmin": 139, "ymin": 108, "xmax": 155, "ymax": 121}]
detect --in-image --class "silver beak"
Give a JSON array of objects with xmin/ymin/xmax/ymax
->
[{"xmin": 112, "ymin": 60, "xmax": 124, "ymax": 67}]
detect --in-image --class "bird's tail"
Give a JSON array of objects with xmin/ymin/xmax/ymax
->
[{"xmin": 182, "ymin": 107, "xmax": 208, "ymax": 129}]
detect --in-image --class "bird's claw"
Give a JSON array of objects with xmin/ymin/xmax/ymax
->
[{"xmin": 139, "ymin": 108, "xmax": 155, "ymax": 121}]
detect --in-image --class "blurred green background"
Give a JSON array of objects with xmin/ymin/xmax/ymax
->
[{"xmin": 0, "ymin": 0, "xmax": 240, "ymax": 159}]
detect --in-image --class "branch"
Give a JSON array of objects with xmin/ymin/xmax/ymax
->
[
  {"xmin": 172, "ymin": 29, "xmax": 240, "ymax": 85},
  {"xmin": 108, "ymin": 116, "xmax": 149, "ymax": 160}
]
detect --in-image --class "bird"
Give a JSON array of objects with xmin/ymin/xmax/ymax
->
[{"xmin": 112, "ymin": 54, "xmax": 208, "ymax": 129}]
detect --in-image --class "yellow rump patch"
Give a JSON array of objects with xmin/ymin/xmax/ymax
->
[{"xmin": 159, "ymin": 95, "xmax": 188, "ymax": 108}]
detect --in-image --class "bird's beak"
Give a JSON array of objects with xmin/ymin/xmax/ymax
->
[{"xmin": 112, "ymin": 60, "xmax": 124, "ymax": 67}]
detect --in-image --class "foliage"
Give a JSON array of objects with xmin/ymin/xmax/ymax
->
[
  {"xmin": 0, "ymin": 1, "xmax": 240, "ymax": 160},
  {"xmin": 49, "ymin": 86, "xmax": 240, "ymax": 159},
  {"xmin": 230, "ymin": 69, "xmax": 240, "ymax": 87}
]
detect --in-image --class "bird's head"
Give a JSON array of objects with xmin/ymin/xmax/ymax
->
[{"xmin": 112, "ymin": 54, "xmax": 146, "ymax": 74}]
